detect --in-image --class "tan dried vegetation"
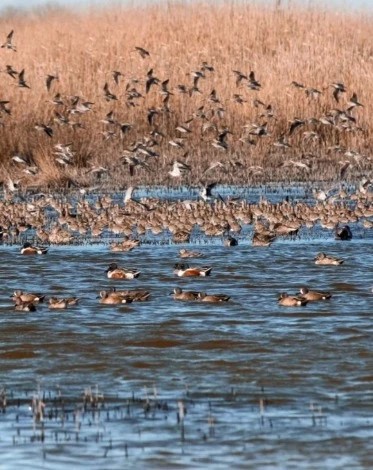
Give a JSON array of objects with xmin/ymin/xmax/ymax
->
[{"xmin": 0, "ymin": 2, "xmax": 372, "ymax": 190}]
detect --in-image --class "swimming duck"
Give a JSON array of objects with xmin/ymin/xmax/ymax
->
[
  {"xmin": 179, "ymin": 248, "xmax": 204, "ymax": 258},
  {"xmin": 20, "ymin": 242, "xmax": 48, "ymax": 255},
  {"xmin": 109, "ymin": 288, "xmax": 150, "ymax": 301},
  {"xmin": 335, "ymin": 225, "xmax": 352, "ymax": 240},
  {"xmin": 171, "ymin": 287, "xmax": 200, "ymax": 301},
  {"xmin": 314, "ymin": 253, "xmax": 344, "ymax": 265},
  {"xmin": 173, "ymin": 263, "xmax": 212, "ymax": 277},
  {"xmin": 14, "ymin": 298, "xmax": 37, "ymax": 312},
  {"xmin": 278, "ymin": 293, "xmax": 308, "ymax": 307},
  {"xmin": 48, "ymin": 298, "xmax": 68, "ymax": 309},
  {"xmin": 106, "ymin": 263, "xmax": 141, "ymax": 279},
  {"xmin": 299, "ymin": 287, "xmax": 332, "ymax": 301},
  {"xmin": 98, "ymin": 290, "xmax": 134, "ymax": 304},
  {"xmin": 11, "ymin": 291, "xmax": 45, "ymax": 303},
  {"xmin": 198, "ymin": 292, "xmax": 230, "ymax": 302}
]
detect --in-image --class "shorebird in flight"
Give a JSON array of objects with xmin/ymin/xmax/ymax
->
[
  {"xmin": 18, "ymin": 69, "xmax": 30, "ymax": 88},
  {"xmin": 248, "ymin": 71, "xmax": 261, "ymax": 90},
  {"xmin": 5, "ymin": 65, "xmax": 18, "ymax": 78},
  {"xmin": 135, "ymin": 46, "xmax": 150, "ymax": 59},
  {"xmin": 200, "ymin": 182, "xmax": 218, "ymax": 201},
  {"xmin": 347, "ymin": 92, "xmax": 363, "ymax": 110},
  {"xmin": 331, "ymin": 82, "xmax": 346, "ymax": 103},
  {"xmin": 232, "ymin": 70, "xmax": 247, "ymax": 87},
  {"xmin": 169, "ymin": 160, "xmax": 191, "ymax": 178},
  {"xmin": 146, "ymin": 69, "xmax": 160, "ymax": 94},
  {"xmin": 103, "ymin": 82, "xmax": 117, "ymax": 101},
  {"xmin": 35, "ymin": 123, "xmax": 53, "ymax": 137},
  {"xmin": 46, "ymin": 74, "xmax": 58, "ymax": 91},
  {"xmin": 1, "ymin": 30, "xmax": 16, "ymax": 51},
  {"xmin": 112, "ymin": 70, "xmax": 123, "ymax": 85},
  {"xmin": 0, "ymin": 100, "xmax": 11, "ymax": 115}
]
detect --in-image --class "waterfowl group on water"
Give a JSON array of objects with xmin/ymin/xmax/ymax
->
[
  {"xmin": 11, "ymin": 233, "xmax": 349, "ymax": 311},
  {"xmin": 278, "ymin": 285, "xmax": 333, "ymax": 307},
  {"xmin": 11, "ymin": 293, "xmax": 78, "ymax": 311},
  {"xmin": 5, "ymin": 183, "xmax": 370, "ymax": 312}
]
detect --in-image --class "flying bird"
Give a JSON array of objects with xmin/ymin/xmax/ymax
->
[
  {"xmin": 146, "ymin": 69, "xmax": 160, "ymax": 94},
  {"xmin": 1, "ymin": 30, "xmax": 16, "ymax": 51},
  {"xmin": 200, "ymin": 182, "xmax": 218, "ymax": 201},
  {"xmin": 46, "ymin": 74, "xmax": 58, "ymax": 91},
  {"xmin": 18, "ymin": 69, "xmax": 30, "ymax": 89},
  {"xmin": 169, "ymin": 160, "xmax": 191, "ymax": 178},
  {"xmin": 135, "ymin": 46, "xmax": 150, "ymax": 59},
  {"xmin": 35, "ymin": 123, "xmax": 53, "ymax": 138},
  {"xmin": 103, "ymin": 82, "xmax": 117, "ymax": 101},
  {"xmin": 331, "ymin": 82, "xmax": 346, "ymax": 103},
  {"xmin": 5, "ymin": 65, "xmax": 18, "ymax": 78},
  {"xmin": 347, "ymin": 92, "xmax": 363, "ymax": 110},
  {"xmin": 0, "ymin": 100, "xmax": 11, "ymax": 115},
  {"xmin": 112, "ymin": 70, "xmax": 123, "ymax": 85}
]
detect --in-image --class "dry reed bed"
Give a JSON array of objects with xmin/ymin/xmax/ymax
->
[{"xmin": 0, "ymin": 2, "xmax": 372, "ymax": 189}]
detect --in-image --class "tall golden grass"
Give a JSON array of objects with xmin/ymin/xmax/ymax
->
[{"xmin": 0, "ymin": 1, "xmax": 372, "ymax": 189}]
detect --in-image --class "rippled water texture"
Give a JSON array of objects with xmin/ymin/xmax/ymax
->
[{"xmin": 0, "ymin": 229, "xmax": 372, "ymax": 468}]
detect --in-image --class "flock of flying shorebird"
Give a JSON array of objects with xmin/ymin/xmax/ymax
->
[{"xmin": 0, "ymin": 29, "xmax": 370, "ymax": 189}]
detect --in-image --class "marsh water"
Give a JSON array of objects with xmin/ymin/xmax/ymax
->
[{"xmin": 0, "ymin": 187, "xmax": 372, "ymax": 469}]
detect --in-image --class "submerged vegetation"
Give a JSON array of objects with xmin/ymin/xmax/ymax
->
[{"xmin": 0, "ymin": 2, "xmax": 372, "ymax": 190}]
